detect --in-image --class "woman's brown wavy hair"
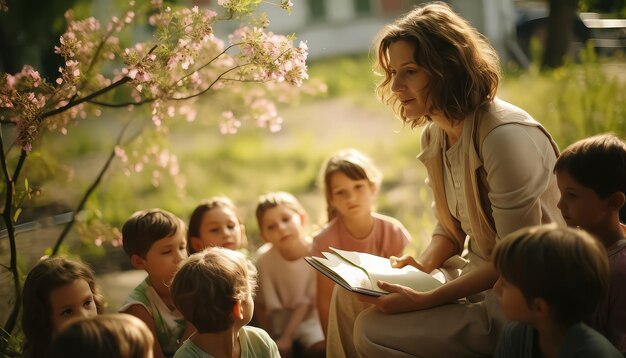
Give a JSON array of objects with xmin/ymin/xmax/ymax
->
[{"xmin": 375, "ymin": 1, "xmax": 500, "ymax": 127}]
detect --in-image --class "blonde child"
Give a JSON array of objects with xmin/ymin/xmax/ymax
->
[
  {"xmin": 254, "ymin": 191, "xmax": 325, "ymax": 357},
  {"xmin": 493, "ymin": 224, "xmax": 621, "ymax": 357},
  {"xmin": 313, "ymin": 148, "xmax": 410, "ymax": 337},
  {"xmin": 119, "ymin": 208, "xmax": 191, "ymax": 358},
  {"xmin": 554, "ymin": 133, "xmax": 626, "ymax": 351},
  {"xmin": 171, "ymin": 247, "xmax": 279, "ymax": 357},
  {"xmin": 50, "ymin": 314, "xmax": 154, "ymax": 358},
  {"xmin": 21, "ymin": 256, "xmax": 104, "ymax": 358},
  {"xmin": 187, "ymin": 196, "xmax": 248, "ymax": 254}
]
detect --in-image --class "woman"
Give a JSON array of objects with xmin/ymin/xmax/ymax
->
[{"xmin": 326, "ymin": 2, "xmax": 565, "ymax": 357}]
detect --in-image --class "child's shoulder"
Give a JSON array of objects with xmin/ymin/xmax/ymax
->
[
  {"xmin": 609, "ymin": 240, "xmax": 626, "ymax": 277},
  {"xmin": 311, "ymin": 218, "xmax": 340, "ymax": 240},
  {"xmin": 372, "ymin": 212, "xmax": 412, "ymax": 240},
  {"xmin": 255, "ymin": 242, "xmax": 273, "ymax": 258},
  {"xmin": 240, "ymin": 326, "xmax": 279, "ymax": 354},
  {"xmin": 254, "ymin": 243, "xmax": 279, "ymax": 265},
  {"xmin": 119, "ymin": 277, "xmax": 163, "ymax": 313},
  {"xmin": 562, "ymin": 323, "xmax": 623, "ymax": 357},
  {"xmin": 372, "ymin": 212, "xmax": 407, "ymax": 228}
]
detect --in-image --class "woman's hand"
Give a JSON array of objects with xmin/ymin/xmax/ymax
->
[
  {"xmin": 357, "ymin": 281, "xmax": 435, "ymax": 314},
  {"xmin": 389, "ymin": 255, "xmax": 423, "ymax": 270}
]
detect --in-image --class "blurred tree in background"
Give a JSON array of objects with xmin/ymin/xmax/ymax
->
[{"xmin": 0, "ymin": 0, "xmax": 318, "ymax": 352}]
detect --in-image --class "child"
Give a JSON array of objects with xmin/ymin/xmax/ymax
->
[
  {"xmin": 313, "ymin": 148, "xmax": 410, "ymax": 335},
  {"xmin": 119, "ymin": 208, "xmax": 191, "ymax": 358},
  {"xmin": 554, "ymin": 133, "xmax": 626, "ymax": 351},
  {"xmin": 21, "ymin": 256, "xmax": 104, "ymax": 358},
  {"xmin": 171, "ymin": 247, "xmax": 280, "ymax": 357},
  {"xmin": 254, "ymin": 191, "xmax": 325, "ymax": 357},
  {"xmin": 187, "ymin": 196, "xmax": 248, "ymax": 255},
  {"xmin": 493, "ymin": 224, "xmax": 621, "ymax": 357},
  {"xmin": 50, "ymin": 313, "xmax": 154, "ymax": 358}
]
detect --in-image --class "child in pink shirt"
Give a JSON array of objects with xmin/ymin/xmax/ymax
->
[{"xmin": 313, "ymin": 149, "xmax": 410, "ymax": 335}]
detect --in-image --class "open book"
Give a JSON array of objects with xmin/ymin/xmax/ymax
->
[{"xmin": 305, "ymin": 247, "xmax": 446, "ymax": 297}]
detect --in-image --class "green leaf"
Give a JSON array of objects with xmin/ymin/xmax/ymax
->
[{"xmin": 24, "ymin": 178, "xmax": 28, "ymax": 191}]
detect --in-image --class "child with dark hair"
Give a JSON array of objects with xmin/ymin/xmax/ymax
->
[
  {"xmin": 493, "ymin": 224, "xmax": 621, "ymax": 357},
  {"xmin": 187, "ymin": 196, "xmax": 248, "ymax": 255},
  {"xmin": 171, "ymin": 247, "xmax": 279, "ymax": 357},
  {"xmin": 21, "ymin": 256, "xmax": 104, "ymax": 358},
  {"xmin": 119, "ymin": 208, "xmax": 190, "ymax": 358},
  {"xmin": 555, "ymin": 133, "xmax": 626, "ymax": 352}
]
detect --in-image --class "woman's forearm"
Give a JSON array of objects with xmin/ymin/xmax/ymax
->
[
  {"xmin": 418, "ymin": 234, "xmax": 458, "ymax": 273},
  {"xmin": 427, "ymin": 262, "xmax": 498, "ymax": 305}
]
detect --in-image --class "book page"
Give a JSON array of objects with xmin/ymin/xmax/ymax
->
[
  {"xmin": 329, "ymin": 248, "xmax": 444, "ymax": 293},
  {"xmin": 310, "ymin": 255, "xmax": 372, "ymax": 290}
]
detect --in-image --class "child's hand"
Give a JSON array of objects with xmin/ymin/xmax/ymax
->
[
  {"xmin": 390, "ymin": 255, "xmax": 422, "ymax": 270},
  {"xmin": 276, "ymin": 335, "xmax": 293, "ymax": 358}
]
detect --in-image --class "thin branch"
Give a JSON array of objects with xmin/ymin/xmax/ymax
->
[
  {"xmin": 170, "ymin": 63, "xmax": 247, "ymax": 101},
  {"xmin": 0, "ymin": 125, "xmax": 11, "ymax": 186},
  {"xmin": 88, "ymin": 98, "xmax": 155, "ymax": 108},
  {"xmin": 176, "ymin": 42, "xmax": 242, "ymax": 83},
  {"xmin": 51, "ymin": 118, "xmax": 136, "ymax": 255},
  {"xmin": 40, "ymin": 77, "xmax": 131, "ymax": 120},
  {"xmin": 0, "ymin": 125, "xmax": 23, "ymax": 334},
  {"xmin": 11, "ymin": 149, "xmax": 27, "ymax": 185}
]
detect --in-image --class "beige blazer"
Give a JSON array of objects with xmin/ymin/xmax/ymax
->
[{"xmin": 418, "ymin": 98, "xmax": 565, "ymax": 261}]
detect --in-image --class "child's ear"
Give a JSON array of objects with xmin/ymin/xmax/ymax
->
[
  {"xmin": 369, "ymin": 182, "xmax": 378, "ymax": 195},
  {"xmin": 530, "ymin": 297, "xmax": 550, "ymax": 318},
  {"xmin": 130, "ymin": 254, "xmax": 146, "ymax": 270},
  {"xmin": 608, "ymin": 192, "xmax": 626, "ymax": 211},
  {"xmin": 232, "ymin": 300, "xmax": 244, "ymax": 320},
  {"xmin": 190, "ymin": 237, "xmax": 204, "ymax": 253}
]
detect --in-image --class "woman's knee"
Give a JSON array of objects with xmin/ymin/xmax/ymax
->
[{"xmin": 353, "ymin": 309, "xmax": 376, "ymax": 353}]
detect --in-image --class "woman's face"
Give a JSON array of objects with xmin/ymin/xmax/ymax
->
[{"xmin": 388, "ymin": 40, "xmax": 430, "ymax": 120}]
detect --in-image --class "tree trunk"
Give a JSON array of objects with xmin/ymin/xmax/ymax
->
[{"xmin": 542, "ymin": 0, "xmax": 577, "ymax": 69}]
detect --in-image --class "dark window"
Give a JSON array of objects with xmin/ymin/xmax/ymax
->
[
  {"xmin": 308, "ymin": 0, "xmax": 327, "ymax": 21},
  {"xmin": 354, "ymin": 0, "xmax": 372, "ymax": 15}
]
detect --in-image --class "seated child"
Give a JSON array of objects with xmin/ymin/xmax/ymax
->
[
  {"xmin": 171, "ymin": 247, "xmax": 279, "ymax": 357},
  {"xmin": 313, "ymin": 149, "xmax": 410, "ymax": 335},
  {"xmin": 21, "ymin": 256, "xmax": 104, "ymax": 358},
  {"xmin": 493, "ymin": 224, "xmax": 622, "ymax": 357},
  {"xmin": 50, "ymin": 313, "xmax": 154, "ymax": 358},
  {"xmin": 119, "ymin": 208, "xmax": 191, "ymax": 358},
  {"xmin": 187, "ymin": 196, "xmax": 248, "ymax": 254},
  {"xmin": 254, "ymin": 191, "xmax": 325, "ymax": 357},
  {"xmin": 555, "ymin": 133, "xmax": 626, "ymax": 351}
]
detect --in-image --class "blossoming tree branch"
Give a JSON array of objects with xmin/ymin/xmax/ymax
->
[{"xmin": 0, "ymin": 0, "xmax": 316, "ymax": 337}]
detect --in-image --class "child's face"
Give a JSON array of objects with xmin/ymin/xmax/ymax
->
[
  {"xmin": 141, "ymin": 230, "xmax": 187, "ymax": 290},
  {"xmin": 557, "ymin": 171, "xmax": 612, "ymax": 230},
  {"xmin": 191, "ymin": 207, "xmax": 243, "ymax": 252},
  {"xmin": 329, "ymin": 172, "xmax": 376, "ymax": 219},
  {"xmin": 493, "ymin": 276, "xmax": 533, "ymax": 323},
  {"xmin": 49, "ymin": 279, "xmax": 98, "ymax": 332},
  {"xmin": 260, "ymin": 205, "xmax": 306, "ymax": 253}
]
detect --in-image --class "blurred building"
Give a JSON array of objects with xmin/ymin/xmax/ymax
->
[{"xmin": 246, "ymin": 0, "xmax": 518, "ymax": 62}]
